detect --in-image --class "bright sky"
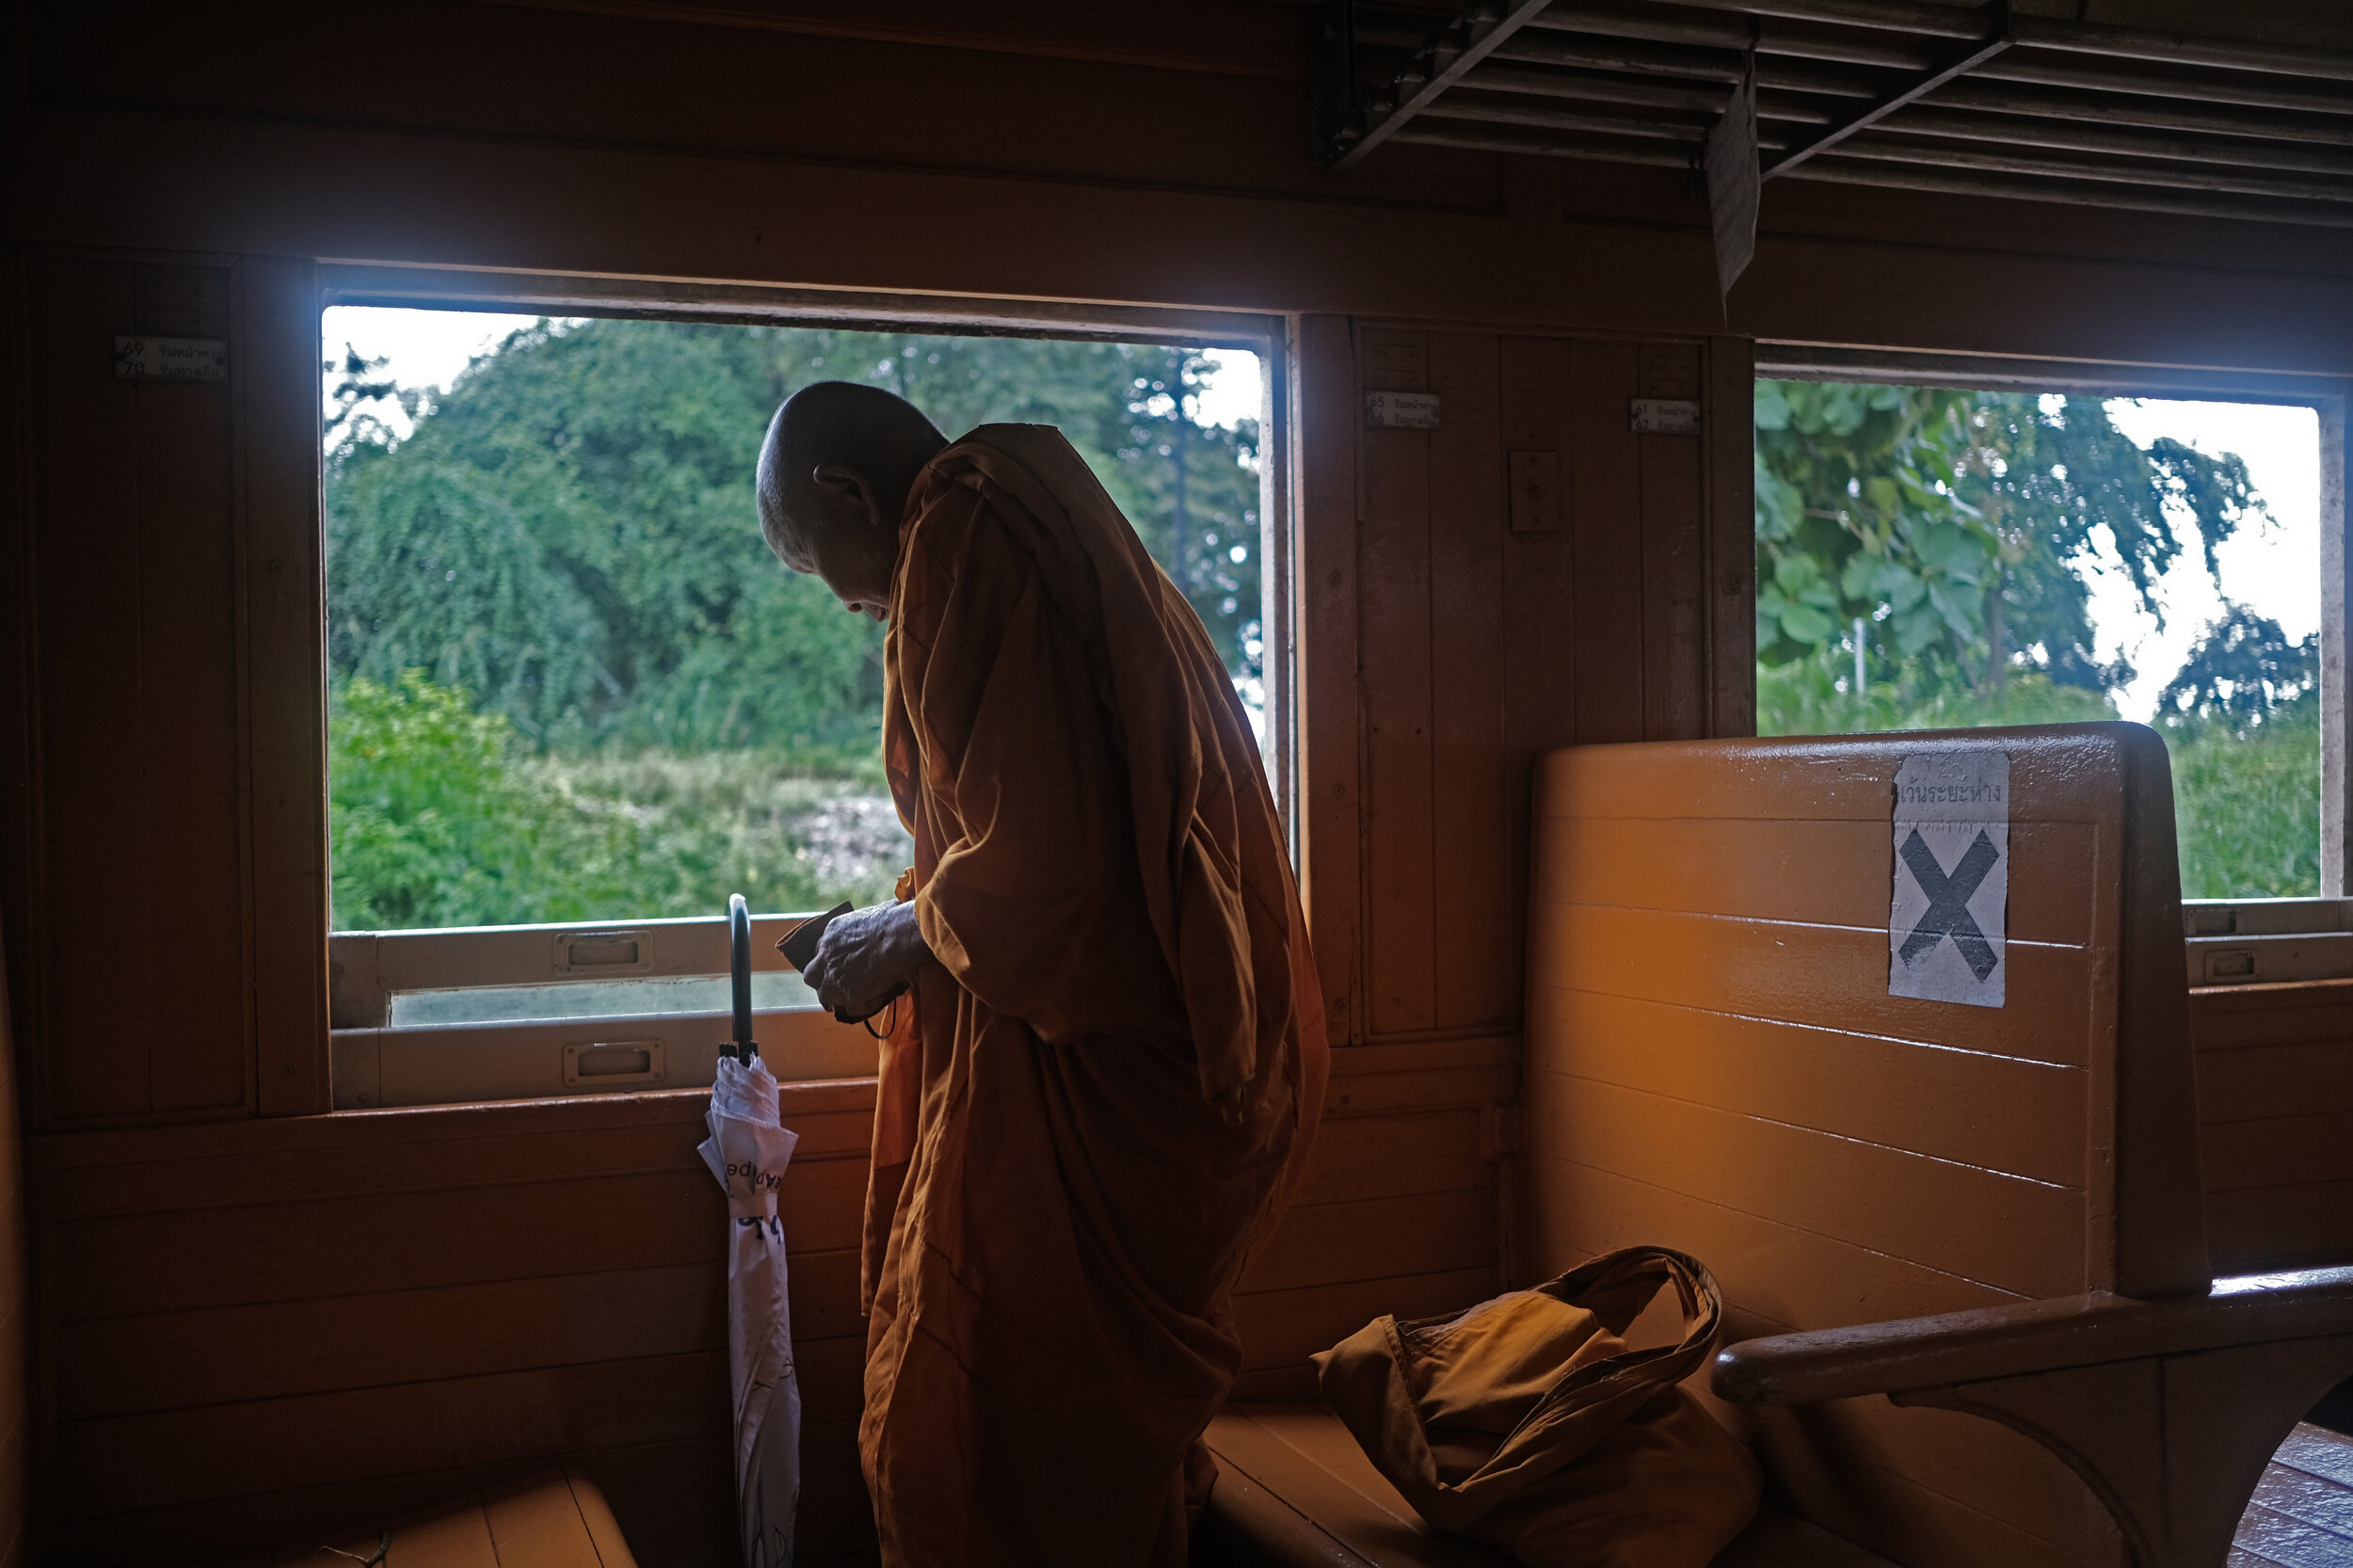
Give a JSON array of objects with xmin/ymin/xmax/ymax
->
[{"xmin": 324, "ymin": 309, "xmax": 2321, "ymax": 725}]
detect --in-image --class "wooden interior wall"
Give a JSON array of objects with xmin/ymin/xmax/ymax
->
[
  {"xmin": 28, "ymin": 1044, "xmax": 1518, "ymax": 1567},
  {"xmin": 1, "ymin": 283, "xmax": 1723, "ymax": 1561},
  {"xmin": 0, "ymin": 917, "xmax": 26, "ymax": 1568},
  {"xmin": 2, "ymin": 253, "xmax": 253, "ymax": 1127},
  {"xmin": 2191, "ymin": 980, "xmax": 2353, "ymax": 1275},
  {"xmin": 1295, "ymin": 319, "xmax": 1751, "ymax": 1052},
  {"xmin": 6, "ymin": 4, "xmax": 2353, "ymax": 1562}
]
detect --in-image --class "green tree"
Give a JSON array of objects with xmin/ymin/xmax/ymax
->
[
  {"xmin": 327, "ymin": 320, "xmax": 1263, "ymax": 752},
  {"xmin": 2155, "ymin": 605, "xmax": 2318, "ymax": 728},
  {"xmin": 328, "ymin": 671, "xmax": 645, "ymax": 928},
  {"xmin": 1754, "ymin": 381, "xmax": 2265, "ymax": 716}
]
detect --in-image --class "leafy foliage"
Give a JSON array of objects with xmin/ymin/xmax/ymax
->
[
  {"xmin": 327, "ymin": 320, "xmax": 1261, "ymax": 752},
  {"xmin": 2155, "ymin": 606, "xmax": 2318, "ymax": 729},
  {"xmin": 328, "ymin": 671, "xmax": 908, "ymax": 929},
  {"xmin": 328, "ymin": 671, "xmax": 642, "ymax": 928},
  {"xmin": 1754, "ymin": 381, "xmax": 2264, "ymax": 696}
]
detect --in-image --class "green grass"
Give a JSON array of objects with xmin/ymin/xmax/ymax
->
[{"xmin": 2166, "ymin": 703, "xmax": 2319, "ymax": 899}]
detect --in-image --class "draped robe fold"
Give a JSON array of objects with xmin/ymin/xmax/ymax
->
[{"xmin": 857, "ymin": 424, "xmax": 1329, "ymax": 1568}]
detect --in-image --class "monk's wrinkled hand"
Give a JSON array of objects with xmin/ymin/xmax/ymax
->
[{"xmin": 804, "ymin": 899, "xmax": 930, "ymax": 1017}]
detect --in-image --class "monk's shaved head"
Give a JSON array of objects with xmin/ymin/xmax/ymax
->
[{"xmin": 757, "ymin": 382, "xmax": 949, "ymax": 620}]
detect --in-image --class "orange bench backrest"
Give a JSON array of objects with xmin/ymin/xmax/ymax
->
[{"xmin": 1525, "ymin": 723, "xmax": 2204, "ymax": 1568}]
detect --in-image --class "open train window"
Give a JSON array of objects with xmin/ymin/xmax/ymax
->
[
  {"xmin": 319, "ymin": 292, "xmax": 1284, "ymax": 1108},
  {"xmin": 1750, "ymin": 369, "xmax": 2332, "ymax": 941}
]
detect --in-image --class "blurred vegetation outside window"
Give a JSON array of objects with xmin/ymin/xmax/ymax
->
[
  {"xmin": 1753, "ymin": 379, "xmax": 2318, "ymax": 899},
  {"xmin": 325, "ymin": 314, "xmax": 1263, "ymax": 931}
]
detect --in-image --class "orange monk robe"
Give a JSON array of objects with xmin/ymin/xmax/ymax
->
[{"xmin": 856, "ymin": 424, "xmax": 1330, "ymax": 1567}]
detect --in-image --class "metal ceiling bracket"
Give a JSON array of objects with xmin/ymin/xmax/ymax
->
[
  {"xmin": 1322, "ymin": 0, "xmax": 1566, "ymax": 170},
  {"xmin": 1764, "ymin": 0, "xmax": 2012, "ymax": 179}
]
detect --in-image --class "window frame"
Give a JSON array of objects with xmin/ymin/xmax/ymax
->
[
  {"xmin": 313, "ymin": 264, "xmax": 1297, "ymax": 1108},
  {"xmin": 1755, "ymin": 343, "xmax": 2352, "ymax": 894}
]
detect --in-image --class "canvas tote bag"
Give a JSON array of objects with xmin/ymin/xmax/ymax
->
[{"xmin": 1313, "ymin": 1247, "xmax": 1761, "ymax": 1568}]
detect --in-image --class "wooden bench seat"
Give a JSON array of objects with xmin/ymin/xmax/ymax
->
[
  {"xmin": 1198, "ymin": 1405, "xmax": 1896, "ymax": 1568},
  {"xmin": 1203, "ymin": 725, "xmax": 2353, "ymax": 1568},
  {"xmin": 237, "ymin": 1467, "xmax": 637, "ymax": 1568},
  {"xmin": 1201, "ymin": 1409, "xmax": 2353, "ymax": 1568}
]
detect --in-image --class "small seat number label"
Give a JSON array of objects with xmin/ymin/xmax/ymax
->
[
  {"xmin": 1365, "ymin": 392, "xmax": 1441, "ymax": 429},
  {"xmin": 114, "ymin": 335, "xmax": 227, "ymax": 381}
]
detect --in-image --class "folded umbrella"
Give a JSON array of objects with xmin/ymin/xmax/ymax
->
[{"xmin": 697, "ymin": 893, "xmax": 802, "ymax": 1567}]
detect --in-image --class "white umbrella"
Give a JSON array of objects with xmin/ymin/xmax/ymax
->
[{"xmin": 698, "ymin": 894, "xmax": 802, "ymax": 1566}]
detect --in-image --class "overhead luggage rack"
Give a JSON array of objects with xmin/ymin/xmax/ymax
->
[{"xmin": 1319, "ymin": 0, "xmax": 2353, "ymax": 230}]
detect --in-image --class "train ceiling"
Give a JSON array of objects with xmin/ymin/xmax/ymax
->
[{"xmin": 1318, "ymin": 0, "xmax": 2353, "ymax": 233}]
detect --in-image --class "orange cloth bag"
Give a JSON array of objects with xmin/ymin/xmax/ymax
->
[{"xmin": 1313, "ymin": 1247, "xmax": 1761, "ymax": 1568}]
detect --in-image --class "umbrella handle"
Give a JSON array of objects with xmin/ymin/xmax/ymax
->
[{"xmin": 728, "ymin": 893, "xmax": 755, "ymax": 1064}]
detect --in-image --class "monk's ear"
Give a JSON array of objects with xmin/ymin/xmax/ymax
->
[
  {"xmin": 811, "ymin": 462, "xmax": 871, "ymax": 508},
  {"xmin": 811, "ymin": 462, "xmax": 888, "ymax": 535}
]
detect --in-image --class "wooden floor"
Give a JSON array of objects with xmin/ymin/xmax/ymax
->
[{"xmin": 2235, "ymin": 1424, "xmax": 2353, "ymax": 1568}]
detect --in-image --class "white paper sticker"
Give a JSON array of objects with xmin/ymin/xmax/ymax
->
[{"xmin": 1888, "ymin": 750, "xmax": 2009, "ymax": 1008}]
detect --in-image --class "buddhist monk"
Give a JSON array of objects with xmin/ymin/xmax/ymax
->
[{"xmin": 754, "ymin": 381, "xmax": 1329, "ymax": 1567}]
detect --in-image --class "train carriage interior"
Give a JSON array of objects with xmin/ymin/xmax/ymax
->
[{"xmin": 5, "ymin": 1, "xmax": 2353, "ymax": 1565}]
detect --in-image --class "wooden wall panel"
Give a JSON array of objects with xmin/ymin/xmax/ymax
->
[
  {"xmin": 24, "ymin": 1040, "xmax": 1518, "ymax": 1566},
  {"xmin": 2191, "ymin": 979, "xmax": 2353, "ymax": 1274},
  {"xmin": 1358, "ymin": 328, "xmax": 1439, "ymax": 1038},
  {"xmin": 1639, "ymin": 343, "xmax": 1707, "ymax": 740},
  {"xmin": 1425, "ymin": 332, "xmax": 1512, "ymax": 1037},
  {"xmin": 235, "ymin": 257, "xmax": 329, "ymax": 1118},
  {"xmin": 29, "ymin": 1089, "xmax": 864, "ymax": 1567},
  {"xmin": 0, "ymin": 918, "xmax": 25, "ymax": 1568},
  {"xmin": 1333, "ymin": 327, "xmax": 1720, "ymax": 1049},
  {"xmin": 1568, "ymin": 340, "xmax": 1648, "ymax": 747},
  {"xmin": 1497, "ymin": 335, "xmax": 1578, "ymax": 1045},
  {"xmin": 16, "ymin": 255, "xmax": 250, "ymax": 1126},
  {"xmin": 1295, "ymin": 315, "xmax": 1362, "ymax": 1047},
  {"xmin": 1705, "ymin": 336, "xmax": 1758, "ymax": 738}
]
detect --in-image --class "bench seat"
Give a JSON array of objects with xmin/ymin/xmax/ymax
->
[
  {"xmin": 1203, "ymin": 1406, "xmax": 2353, "ymax": 1568},
  {"xmin": 246, "ymin": 1466, "xmax": 637, "ymax": 1568},
  {"xmin": 1199, "ymin": 1405, "xmax": 1897, "ymax": 1568}
]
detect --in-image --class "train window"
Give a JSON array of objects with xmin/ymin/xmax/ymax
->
[
  {"xmin": 1754, "ymin": 381, "xmax": 2321, "ymax": 902},
  {"xmin": 320, "ymin": 305, "xmax": 1274, "ymax": 1106}
]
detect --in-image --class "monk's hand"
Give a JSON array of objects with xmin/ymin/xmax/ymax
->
[{"xmin": 804, "ymin": 899, "xmax": 930, "ymax": 1018}]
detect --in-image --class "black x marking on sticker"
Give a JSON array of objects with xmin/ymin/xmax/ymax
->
[{"xmin": 1897, "ymin": 827, "xmax": 2001, "ymax": 982}]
